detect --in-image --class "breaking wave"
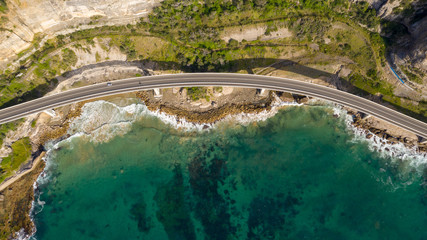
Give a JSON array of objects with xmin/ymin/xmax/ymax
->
[
  {"xmin": 66, "ymin": 96, "xmax": 302, "ymax": 143},
  {"xmin": 25, "ymin": 96, "xmax": 426, "ymax": 240},
  {"xmin": 333, "ymin": 105, "xmax": 427, "ymax": 176}
]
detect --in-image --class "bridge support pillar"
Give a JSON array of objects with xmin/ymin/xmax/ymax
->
[
  {"xmin": 153, "ymin": 88, "xmax": 162, "ymax": 98},
  {"xmin": 259, "ymin": 88, "xmax": 268, "ymax": 97},
  {"xmin": 43, "ymin": 109, "xmax": 56, "ymax": 117},
  {"xmin": 172, "ymin": 87, "xmax": 180, "ymax": 94}
]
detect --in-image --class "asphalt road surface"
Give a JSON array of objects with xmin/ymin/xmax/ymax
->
[{"xmin": 1, "ymin": 73, "xmax": 426, "ymax": 138}]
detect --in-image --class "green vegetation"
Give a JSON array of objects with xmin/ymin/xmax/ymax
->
[
  {"xmin": 0, "ymin": 137, "xmax": 32, "ymax": 183},
  {"xmin": 0, "ymin": 0, "xmax": 426, "ymax": 121},
  {"xmin": 62, "ymin": 48, "xmax": 78, "ymax": 68},
  {"xmin": 148, "ymin": 0, "xmax": 379, "ymax": 42},
  {"xmin": 392, "ymin": 0, "xmax": 417, "ymax": 18},
  {"xmin": 144, "ymin": 0, "xmax": 388, "ymax": 72},
  {"xmin": 0, "ymin": 0, "xmax": 425, "ymax": 182},
  {"xmin": 146, "ymin": 0, "xmax": 425, "ymax": 118},
  {"xmin": 0, "ymin": 0, "xmax": 385, "ymax": 103},
  {"xmin": 95, "ymin": 52, "xmax": 101, "ymax": 62},
  {"xmin": 348, "ymin": 72, "xmax": 394, "ymax": 97},
  {"xmin": 186, "ymin": 87, "xmax": 208, "ymax": 101},
  {"xmin": 111, "ymin": 36, "xmax": 138, "ymax": 60},
  {"xmin": 399, "ymin": 65, "xmax": 424, "ymax": 84},
  {"xmin": 420, "ymin": 100, "xmax": 427, "ymax": 116},
  {"xmin": 0, "ymin": 0, "xmax": 7, "ymax": 13},
  {"xmin": 0, "ymin": 120, "xmax": 24, "ymax": 146},
  {"xmin": 214, "ymin": 86, "xmax": 223, "ymax": 93},
  {"xmin": 0, "ymin": 16, "xmax": 7, "ymax": 26},
  {"xmin": 89, "ymin": 15, "xmax": 104, "ymax": 25},
  {"xmin": 33, "ymin": 48, "xmax": 77, "ymax": 79},
  {"xmin": 320, "ymin": 25, "xmax": 375, "ymax": 70}
]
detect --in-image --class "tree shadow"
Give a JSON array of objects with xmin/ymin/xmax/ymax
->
[
  {"xmin": 0, "ymin": 82, "xmax": 53, "ymax": 109},
  {"xmin": 226, "ymin": 58, "xmax": 334, "ymax": 79},
  {"xmin": 58, "ymin": 60, "xmax": 156, "ymax": 79}
]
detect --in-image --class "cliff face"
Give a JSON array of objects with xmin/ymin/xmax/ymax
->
[
  {"xmin": 0, "ymin": 0, "xmax": 425, "ymax": 81},
  {"xmin": 0, "ymin": 0, "xmax": 161, "ymax": 67},
  {"xmin": 385, "ymin": 1, "xmax": 427, "ymax": 76},
  {"xmin": 369, "ymin": 0, "xmax": 427, "ymax": 76},
  {"xmin": 399, "ymin": 15, "xmax": 427, "ymax": 73}
]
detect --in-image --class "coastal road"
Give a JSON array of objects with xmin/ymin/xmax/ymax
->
[{"xmin": 1, "ymin": 73, "xmax": 426, "ymax": 138}]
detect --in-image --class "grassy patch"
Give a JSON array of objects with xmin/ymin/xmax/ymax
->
[
  {"xmin": 349, "ymin": 73, "xmax": 394, "ymax": 96},
  {"xmin": 62, "ymin": 48, "xmax": 78, "ymax": 68},
  {"xmin": 95, "ymin": 51, "xmax": 101, "ymax": 62},
  {"xmin": 0, "ymin": 0, "xmax": 7, "ymax": 13},
  {"xmin": 109, "ymin": 36, "xmax": 138, "ymax": 60},
  {"xmin": 214, "ymin": 86, "xmax": 223, "ymax": 93},
  {"xmin": 186, "ymin": 87, "xmax": 208, "ymax": 101},
  {"xmin": 0, "ymin": 16, "xmax": 7, "ymax": 26},
  {"xmin": 129, "ymin": 36, "xmax": 175, "ymax": 61},
  {"xmin": 321, "ymin": 25, "xmax": 374, "ymax": 70},
  {"xmin": 399, "ymin": 65, "xmax": 423, "ymax": 84},
  {"xmin": 1, "ymin": 0, "xmax": 424, "ymax": 120},
  {"xmin": 0, "ymin": 120, "xmax": 24, "ymax": 146},
  {"xmin": 0, "ymin": 137, "xmax": 32, "ymax": 183}
]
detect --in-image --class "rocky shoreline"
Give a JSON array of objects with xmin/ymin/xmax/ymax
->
[
  {"xmin": 0, "ymin": 87, "xmax": 426, "ymax": 239},
  {"xmin": 136, "ymin": 91, "xmax": 275, "ymax": 125},
  {"xmin": 0, "ymin": 102, "xmax": 86, "ymax": 239},
  {"xmin": 347, "ymin": 109, "xmax": 427, "ymax": 152},
  {"xmin": 0, "ymin": 155, "xmax": 45, "ymax": 240}
]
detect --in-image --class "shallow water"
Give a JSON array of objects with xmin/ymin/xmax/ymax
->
[{"xmin": 32, "ymin": 106, "xmax": 427, "ymax": 240}]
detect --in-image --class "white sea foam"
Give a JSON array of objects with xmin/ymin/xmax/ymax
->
[
  {"xmin": 333, "ymin": 105, "xmax": 427, "ymax": 175},
  {"xmin": 29, "ymin": 96, "xmax": 297, "ymax": 204},
  {"xmin": 144, "ymin": 107, "xmax": 209, "ymax": 131},
  {"xmin": 221, "ymin": 100, "xmax": 302, "ymax": 126},
  {"xmin": 65, "ymin": 96, "xmax": 302, "ymax": 143},
  {"xmin": 49, "ymin": 97, "xmax": 427, "ymax": 168},
  {"xmin": 13, "ymin": 229, "xmax": 29, "ymax": 240},
  {"xmin": 25, "ymin": 97, "xmax": 297, "ymax": 239},
  {"xmin": 67, "ymin": 101, "xmax": 148, "ymax": 143},
  {"xmin": 141, "ymin": 98, "xmax": 302, "ymax": 132},
  {"xmin": 25, "ymin": 96, "xmax": 426, "ymax": 239}
]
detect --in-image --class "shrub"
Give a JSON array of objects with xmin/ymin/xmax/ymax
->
[{"xmin": 186, "ymin": 87, "xmax": 207, "ymax": 101}]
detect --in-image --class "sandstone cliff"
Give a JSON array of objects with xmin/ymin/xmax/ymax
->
[
  {"xmin": 0, "ymin": 0, "xmax": 161, "ymax": 68},
  {"xmin": 0, "ymin": 0, "xmax": 425, "ymax": 88},
  {"xmin": 361, "ymin": 0, "xmax": 427, "ymax": 83}
]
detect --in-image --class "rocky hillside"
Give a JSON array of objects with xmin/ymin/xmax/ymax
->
[
  {"xmin": 366, "ymin": 0, "xmax": 427, "ymax": 85},
  {"xmin": 0, "ymin": 0, "xmax": 161, "ymax": 68},
  {"xmin": 0, "ymin": 0, "xmax": 425, "ymax": 76}
]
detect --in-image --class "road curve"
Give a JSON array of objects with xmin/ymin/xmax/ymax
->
[{"xmin": 1, "ymin": 73, "xmax": 426, "ymax": 138}]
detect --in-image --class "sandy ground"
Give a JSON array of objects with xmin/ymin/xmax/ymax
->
[{"xmin": 222, "ymin": 24, "xmax": 292, "ymax": 43}]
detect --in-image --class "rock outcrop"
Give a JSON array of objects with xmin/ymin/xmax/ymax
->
[
  {"xmin": 380, "ymin": 0, "xmax": 426, "ymax": 82},
  {"xmin": 351, "ymin": 0, "xmax": 427, "ymax": 84},
  {"xmin": 0, "ymin": 0, "xmax": 162, "ymax": 68}
]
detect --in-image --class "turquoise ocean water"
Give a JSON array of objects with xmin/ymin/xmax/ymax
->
[{"xmin": 31, "ymin": 105, "xmax": 427, "ymax": 240}]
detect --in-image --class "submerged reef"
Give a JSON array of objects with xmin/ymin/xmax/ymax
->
[{"xmin": 154, "ymin": 164, "xmax": 196, "ymax": 240}]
